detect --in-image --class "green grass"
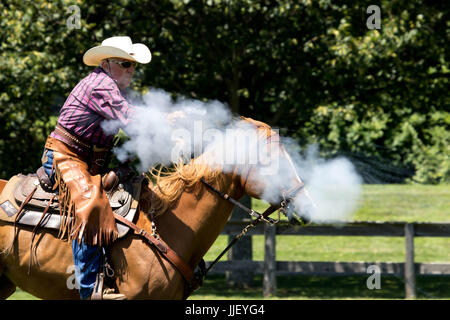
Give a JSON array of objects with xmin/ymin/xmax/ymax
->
[
  {"xmin": 7, "ymin": 184, "xmax": 450, "ymax": 300},
  {"xmin": 10, "ymin": 274, "xmax": 450, "ymax": 300},
  {"xmin": 190, "ymin": 274, "xmax": 450, "ymax": 300},
  {"xmin": 192, "ymin": 184, "xmax": 450, "ymax": 300},
  {"xmin": 6, "ymin": 289, "xmax": 39, "ymax": 300},
  {"xmin": 202, "ymin": 184, "xmax": 450, "ymax": 263},
  {"xmin": 251, "ymin": 184, "xmax": 450, "ymax": 223},
  {"xmin": 203, "ymin": 235, "xmax": 450, "ymax": 263},
  {"xmin": 353, "ymin": 184, "xmax": 450, "ymax": 222}
]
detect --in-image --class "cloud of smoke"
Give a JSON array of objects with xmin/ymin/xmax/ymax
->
[
  {"xmin": 102, "ymin": 88, "xmax": 233, "ymax": 170},
  {"xmin": 283, "ymin": 144, "xmax": 363, "ymax": 223},
  {"xmin": 102, "ymin": 88, "xmax": 362, "ymax": 223}
]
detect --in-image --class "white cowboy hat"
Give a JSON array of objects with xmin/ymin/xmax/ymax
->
[{"xmin": 83, "ymin": 36, "xmax": 152, "ymax": 66}]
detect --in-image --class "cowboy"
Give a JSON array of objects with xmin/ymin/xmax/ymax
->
[{"xmin": 40, "ymin": 36, "xmax": 151, "ymax": 300}]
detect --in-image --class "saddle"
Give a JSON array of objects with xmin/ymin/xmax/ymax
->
[{"xmin": 0, "ymin": 172, "xmax": 144, "ymax": 239}]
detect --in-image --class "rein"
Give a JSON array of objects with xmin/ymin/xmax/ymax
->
[
  {"xmin": 200, "ymin": 178, "xmax": 305, "ymax": 277},
  {"xmin": 113, "ymin": 212, "xmax": 197, "ymax": 289},
  {"xmin": 113, "ymin": 177, "xmax": 305, "ymax": 298}
]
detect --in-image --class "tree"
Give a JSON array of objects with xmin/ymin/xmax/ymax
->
[{"xmin": 1, "ymin": 0, "xmax": 448, "ymax": 183}]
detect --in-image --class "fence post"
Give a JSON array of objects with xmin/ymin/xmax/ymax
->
[
  {"xmin": 263, "ymin": 223, "xmax": 277, "ymax": 297},
  {"xmin": 226, "ymin": 195, "xmax": 253, "ymax": 287},
  {"xmin": 404, "ymin": 223, "xmax": 416, "ymax": 299}
]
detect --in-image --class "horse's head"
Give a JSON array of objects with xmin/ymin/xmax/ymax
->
[
  {"xmin": 150, "ymin": 116, "xmax": 316, "ymax": 224},
  {"xmin": 233, "ymin": 117, "xmax": 316, "ymax": 225}
]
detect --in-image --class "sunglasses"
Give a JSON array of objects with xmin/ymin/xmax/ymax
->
[{"xmin": 108, "ymin": 59, "xmax": 136, "ymax": 69}]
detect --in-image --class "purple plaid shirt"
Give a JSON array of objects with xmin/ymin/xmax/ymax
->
[{"xmin": 50, "ymin": 67, "xmax": 135, "ymax": 155}]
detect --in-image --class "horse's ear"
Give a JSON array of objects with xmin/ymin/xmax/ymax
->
[{"xmin": 240, "ymin": 116, "xmax": 276, "ymax": 139}]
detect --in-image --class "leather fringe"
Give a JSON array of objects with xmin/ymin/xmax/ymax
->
[
  {"xmin": 51, "ymin": 147, "xmax": 118, "ymax": 247},
  {"xmin": 53, "ymin": 164, "xmax": 118, "ymax": 246},
  {"xmin": 54, "ymin": 164, "xmax": 76, "ymax": 241}
]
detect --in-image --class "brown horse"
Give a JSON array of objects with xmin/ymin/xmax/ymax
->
[{"xmin": 0, "ymin": 118, "xmax": 314, "ymax": 300}]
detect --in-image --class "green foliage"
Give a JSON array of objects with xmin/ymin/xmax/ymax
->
[
  {"xmin": 391, "ymin": 111, "xmax": 450, "ymax": 183},
  {"xmin": 307, "ymin": 1, "xmax": 449, "ymax": 183},
  {"xmin": 0, "ymin": 0, "xmax": 448, "ymax": 183},
  {"xmin": 0, "ymin": 0, "xmax": 92, "ymax": 177}
]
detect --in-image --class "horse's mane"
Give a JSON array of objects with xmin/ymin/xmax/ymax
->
[{"xmin": 148, "ymin": 116, "xmax": 276, "ymax": 215}]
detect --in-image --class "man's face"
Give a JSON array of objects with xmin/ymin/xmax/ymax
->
[{"xmin": 102, "ymin": 58, "xmax": 136, "ymax": 90}]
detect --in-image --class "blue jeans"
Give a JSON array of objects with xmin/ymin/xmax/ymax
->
[
  {"xmin": 41, "ymin": 149, "xmax": 56, "ymax": 184},
  {"xmin": 72, "ymin": 240, "xmax": 102, "ymax": 299},
  {"xmin": 42, "ymin": 148, "xmax": 102, "ymax": 299}
]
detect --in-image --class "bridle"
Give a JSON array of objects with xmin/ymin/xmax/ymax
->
[
  {"xmin": 200, "ymin": 178, "xmax": 305, "ymax": 277},
  {"xmin": 114, "ymin": 128, "xmax": 308, "ymax": 297},
  {"xmin": 113, "ymin": 167, "xmax": 305, "ymax": 298},
  {"xmin": 113, "ymin": 177, "xmax": 304, "ymax": 298}
]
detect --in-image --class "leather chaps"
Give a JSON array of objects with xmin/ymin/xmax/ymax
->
[{"xmin": 45, "ymin": 136, "xmax": 117, "ymax": 246}]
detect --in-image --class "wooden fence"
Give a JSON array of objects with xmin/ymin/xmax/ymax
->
[{"xmin": 205, "ymin": 220, "xmax": 450, "ymax": 299}]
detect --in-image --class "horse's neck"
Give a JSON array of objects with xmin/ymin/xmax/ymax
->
[{"xmin": 147, "ymin": 174, "xmax": 242, "ymax": 268}]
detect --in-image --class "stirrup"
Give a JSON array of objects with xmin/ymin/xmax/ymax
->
[
  {"xmin": 90, "ymin": 272, "xmax": 105, "ymax": 300},
  {"xmin": 90, "ymin": 272, "xmax": 126, "ymax": 300},
  {"xmin": 102, "ymin": 291, "xmax": 127, "ymax": 300}
]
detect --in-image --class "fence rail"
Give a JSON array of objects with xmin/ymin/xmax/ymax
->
[{"xmin": 205, "ymin": 221, "xmax": 450, "ymax": 299}]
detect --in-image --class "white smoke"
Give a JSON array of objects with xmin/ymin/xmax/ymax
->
[
  {"xmin": 281, "ymin": 144, "xmax": 362, "ymax": 223},
  {"xmin": 102, "ymin": 88, "xmax": 233, "ymax": 170},
  {"xmin": 102, "ymin": 88, "xmax": 362, "ymax": 223}
]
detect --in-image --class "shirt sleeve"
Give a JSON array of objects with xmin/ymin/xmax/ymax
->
[{"xmin": 89, "ymin": 84, "xmax": 136, "ymax": 126}]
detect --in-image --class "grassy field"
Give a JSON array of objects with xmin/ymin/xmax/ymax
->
[
  {"xmin": 7, "ymin": 184, "xmax": 450, "ymax": 300},
  {"xmin": 191, "ymin": 184, "xmax": 450, "ymax": 300}
]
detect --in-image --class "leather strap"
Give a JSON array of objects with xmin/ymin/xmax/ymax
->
[
  {"xmin": 28, "ymin": 195, "xmax": 56, "ymax": 274},
  {"xmin": 45, "ymin": 136, "xmax": 89, "ymax": 163},
  {"xmin": 113, "ymin": 213, "xmax": 195, "ymax": 285},
  {"xmin": 12, "ymin": 184, "xmax": 38, "ymax": 251},
  {"xmin": 54, "ymin": 124, "xmax": 91, "ymax": 151},
  {"xmin": 15, "ymin": 184, "xmax": 38, "ymax": 225},
  {"xmin": 201, "ymin": 178, "xmax": 280, "ymax": 224}
]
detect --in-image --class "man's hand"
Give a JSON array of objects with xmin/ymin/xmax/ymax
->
[{"xmin": 167, "ymin": 110, "xmax": 185, "ymax": 124}]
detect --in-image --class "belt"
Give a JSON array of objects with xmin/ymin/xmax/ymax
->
[
  {"xmin": 45, "ymin": 136, "xmax": 89, "ymax": 163},
  {"xmin": 49, "ymin": 125, "xmax": 112, "ymax": 175},
  {"xmin": 54, "ymin": 124, "xmax": 91, "ymax": 152}
]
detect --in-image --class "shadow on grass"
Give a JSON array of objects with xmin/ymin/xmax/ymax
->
[
  {"xmin": 8, "ymin": 275, "xmax": 450, "ymax": 300},
  {"xmin": 191, "ymin": 274, "xmax": 450, "ymax": 300}
]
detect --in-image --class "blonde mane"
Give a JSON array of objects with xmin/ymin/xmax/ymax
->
[
  {"xmin": 148, "ymin": 116, "xmax": 276, "ymax": 215},
  {"xmin": 148, "ymin": 160, "xmax": 225, "ymax": 215}
]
